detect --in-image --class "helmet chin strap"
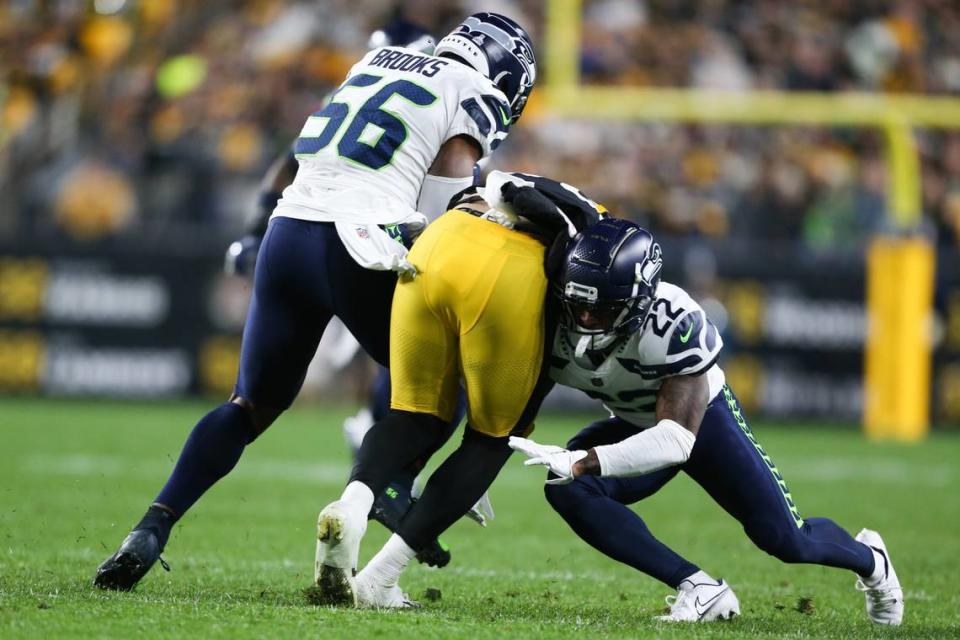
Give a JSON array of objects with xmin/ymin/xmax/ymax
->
[
  {"xmin": 574, "ymin": 332, "xmax": 620, "ymax": 358},
  {"xmin": 574, "ymin": 335, "xmax": 591, "ymax": 359}
]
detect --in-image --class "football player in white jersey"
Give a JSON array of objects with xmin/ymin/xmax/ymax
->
[
  {"xmin": 224, "ymin": 18, "xmax": 468, "ymax": 571},
  {"xmin": 94, "ymin": 12, "xmax": 536, "ymax": 592},
  {"xmin": 510, "ymin": 218, "xmax": 903, "ymax": 626},
  {"xmin": 225, "ymin": 18, "xmax": 440, "ymax": 278}
]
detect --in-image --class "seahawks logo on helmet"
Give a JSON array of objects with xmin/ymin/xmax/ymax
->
[
  {"xmin": 435, "ymin": 12, "xmax": 537, "ymax": 123},
  {"xmin": 635, "ymin": 243, "xmax": 662, "ymax": 289}
]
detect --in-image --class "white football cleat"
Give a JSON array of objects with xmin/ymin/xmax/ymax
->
[
  {"xmin": 314, "ymin": 501, "xmax": 367, "ymax": 606},
  {"xmin": 355, "ymin": 574, "xmax": 420, "ymax": 610},
  {"xmin": 855, "ymin": 529, "xmax": 903, "ymax": 626},
  {"xmin": 656, "ymin": 578, "xmax": 740, "ymax": 622}
]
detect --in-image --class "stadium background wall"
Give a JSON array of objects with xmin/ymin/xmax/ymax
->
[
  {"xmin": 542, "ymin": 0, "xmax": 960, "ymax": 439},
  {"xmin": 1, "ymin": 241, "xmax": 957, "ymax": 428}
]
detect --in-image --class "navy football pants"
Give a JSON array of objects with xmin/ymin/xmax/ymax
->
[
  {"xmin": 544, "ymin": 385, "xmax": 875, "ymax": 587},
  {"xmin": 155, "ymin": 218, "xmax": 457, "ymax": 516},
  {"xmin": 235, "ymin": 217, "xmax": 396, "ymax": 407}
]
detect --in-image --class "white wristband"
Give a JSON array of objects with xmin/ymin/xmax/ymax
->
[
  {"xmin": 417, "ymin": 174, "xmax": 474, "ymax": 222},
  {"xmin": 594, "ymin": 419, "xmax": 696, "ymax": 477}
]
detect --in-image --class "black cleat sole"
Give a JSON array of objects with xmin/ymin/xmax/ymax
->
[
  {"xmin": 94, "ymin": 552, "xmax": 146, "ymax": 591},
  {"xmin": 93, "ymin": 529, "xmax": 163, "ymax": 591},
  {"xmin": 415, "ymin": 541, "xmax": 451, "ymax": 568}
]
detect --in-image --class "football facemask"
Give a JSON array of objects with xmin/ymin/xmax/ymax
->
[{"xmin": 555, "ymin": 218, "xmax": 664, "ymax": 353}]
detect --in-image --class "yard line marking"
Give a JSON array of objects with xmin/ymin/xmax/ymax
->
[
  {"xmin": 18, "ymin": 452, "xmax": 957, "ymax": 489},
  {"xmin": 28, "ymin": 548, "xmax": 620, "ymax": 583},
  {"xmin": 776, "ymin": 457, "xmax": 955, "ymax": 488},
  {"xmin": 19, "ymin": 454, "xmax": 352, "ymax": 484},
  {"xmin": 445, "ymin": 566, "xmax": 619, "ymax": 583}
]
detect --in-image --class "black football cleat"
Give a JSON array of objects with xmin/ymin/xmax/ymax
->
[
  {"xmin": 94, "ymin": 529, "xmax": 168, "ymax": 591},
  {"xmin": 414, "ymin": 537, "xmax": 451, "ymax": 568},
  {"xmin": 370, "ymin": 483, "xmax": 452, "ymax": 568}
]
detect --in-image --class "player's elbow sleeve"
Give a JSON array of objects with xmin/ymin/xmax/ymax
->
[
  {"xmin": 594, "ymin": 419, "xmax": 696, "ymax": 477},
  {"xmin": 418, "ymin": 173, "xmax": 474, "ymax": 222}
]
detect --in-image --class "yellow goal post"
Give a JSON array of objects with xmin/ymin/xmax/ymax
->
[{"xmin": 541, "ymin": 0, "xmax": 959, "ymax": 440}]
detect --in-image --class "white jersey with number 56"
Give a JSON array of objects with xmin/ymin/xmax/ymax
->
[
  {"xmin": 273, "ymin": 46, "xmax": 510, "ymax": 226},
  {"xmin": 550, "ymin": 282, "xmax": 726, "ymax": 429}
]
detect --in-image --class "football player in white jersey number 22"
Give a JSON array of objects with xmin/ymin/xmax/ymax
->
[
  {"xmin": 510, "ymin": 218, "xmax": 904, "ymax": 625},
  {"xmin": 93, "ymin": 12, "xmax": 535, "ymax": 592}
]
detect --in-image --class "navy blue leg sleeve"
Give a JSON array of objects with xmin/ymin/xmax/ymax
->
[
  {"xmin": 155, "ymin": 403, "xmax": 255, "ymax": 516},
  {"xmin": 369, "ymin": 367, "xmax": 392, "ymax": 422},
  {"xmin": 685, "ymin": 386, "xmax": 875, "ymax": 577},
  {"xmin": 543, "ymin": 417, "xmax": 699, "ymax": 588},
  {"xmin": 156, "ymin": 218, "xmax": 395, "ymax": 521}
]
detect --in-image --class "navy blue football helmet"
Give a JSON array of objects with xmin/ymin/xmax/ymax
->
[
  {"xmin": 435, "ymin": 12, "xmax": 537, "ymax": 122},
  {"xmin": 368, "ymin": 19, "xmax": 435, "ymax": 54},
  {"xmin": 556, "ymin": 219, "xmax": 663, "ymax": 343}
]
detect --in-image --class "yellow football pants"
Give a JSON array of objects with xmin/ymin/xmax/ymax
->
[{"xmin": 389, "ymin": 209, "xmax": 547, "ymax": 437}]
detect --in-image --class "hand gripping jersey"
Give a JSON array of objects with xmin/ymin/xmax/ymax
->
[
  {"xmin": 273, "ymin": 46, "xmax": 511, "ymax": 226},
  {"xmin": 549, "ymin": 282, "xmax": 725, "ymax": 428},
  {"xmin": 477, "ymin": 171, "xmax": 607, "ymax": 241}
]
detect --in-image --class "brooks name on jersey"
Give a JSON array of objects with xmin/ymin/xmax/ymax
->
[{"xmin": 274, "ymin": 46, "xmax": 511, "ymax": 226}]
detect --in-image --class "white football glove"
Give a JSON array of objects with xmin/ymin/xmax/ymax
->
[
  {"xmin": 482, "ymin": 208, "xmax": 517, "ymax": 230},
  {"xmin": 412, "ymin": 481, "xmax": 494, "ymax": 527},
  {"xmin": 508, "ymin": 436, "xmax": 588, "ymax": 485},
  {"xmin": 465, "ymin": 491, "xmax": 495, "ymax": 527}
]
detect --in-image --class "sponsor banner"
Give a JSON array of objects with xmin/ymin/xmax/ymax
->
[
  {"xmin": 45, "ymin": 345, "xmax": 191, "ymax": 396},
  {"xmin": 0, "ymin": 257, "xmax": 169, "ymax": 326},
  {"xmin": 0, "ymin": 241, "xmax": 956, "ymax": 426},
  {"xmin": 0, "ymin": 248, "xmax": 244, "ymax": 398},
  {"xmin": 44, "ymin": 269, "xmax": 169, "ymax": 327}
]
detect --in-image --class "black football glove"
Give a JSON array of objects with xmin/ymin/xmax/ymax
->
[
  {"xmin": 500, "ymin": 183, "xmax": 572, "ymax": 238},
  {"xmin": 224, "ymin": 235, "xmax": 261, "ymax": 277}
]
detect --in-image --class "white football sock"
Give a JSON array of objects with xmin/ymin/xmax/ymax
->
[
  {"xmin": 864, "ymin": 547, "xmax": 887, "ymax": 586},
  {"xmin": 360, "ymin": 534, "xmax": 416, "ymax": 588},
  {"xmin": 340, "ymin": 480, "xmax": 375, "ymax": 518},
  {"xmin": 679, "ymin": 570, "xmax": 716, "ymax": 590}
]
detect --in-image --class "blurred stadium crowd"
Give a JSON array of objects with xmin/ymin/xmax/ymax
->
[{"xmin": 2, "ymin": 0, "xmax": 960, "ymax": 249}]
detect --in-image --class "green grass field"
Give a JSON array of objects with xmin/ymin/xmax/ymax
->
[{"xmin": 1, "ymin": 397, "xmax": 958, "ymax": 639}]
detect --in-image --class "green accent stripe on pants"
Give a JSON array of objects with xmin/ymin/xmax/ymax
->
[{"xmin": 722, "ymin": 386, "xmax": 804, "ymax": 528}]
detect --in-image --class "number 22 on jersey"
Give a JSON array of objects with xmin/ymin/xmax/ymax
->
[{"xmin": 294, "ymin": 73, "xmax": 436, "ymax": 171}]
